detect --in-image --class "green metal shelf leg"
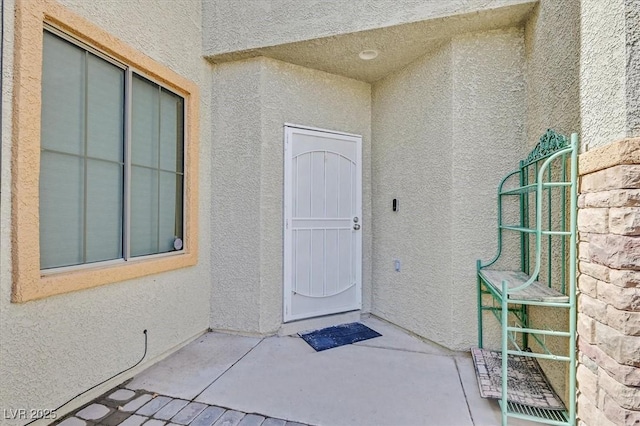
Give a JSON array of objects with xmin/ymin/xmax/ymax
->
[
  {"xmin": 502, "ymin": 280, "xmax": 509, "ymax": 426},
  {"xmin": 568, "ymin": 132, "xmax": 579, "ymax": 426},
  {"xmin": 477, "ymin": 260, "xmax": 484, "ymax": 348},
  {"xmin": 522, "ymin": 304, "xmax": 528, "ymax": 350}
]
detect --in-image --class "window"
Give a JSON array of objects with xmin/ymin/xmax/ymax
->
[
  {"xmin": 12, "ymin": 0, "xmax": 198, "ymax": 303},
  {"xmin": 40, "ymin": 30, "xmax": 184, "ymax": 270}
]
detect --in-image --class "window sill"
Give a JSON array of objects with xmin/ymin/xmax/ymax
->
[{"xmin": 13, "ymin": 251, "xmax": 197, "ymax": 303}]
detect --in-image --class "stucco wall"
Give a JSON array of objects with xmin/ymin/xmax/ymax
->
[
  {"xmin": 371, "ymin": 28, "xmax": 526, "ymax": 351},
  {"xmin": 580, "ymin": 0, "xmax": 627, "ymax": 150},
  {"xmin": 210, "ymin": 57, "xmax": 372, "ymax": 334},
  {"xmin": 210, "ymin": 59, "xmax": 263, "ymax": 333},
  {"xmin": 449, "ymin": 29, "xmax": 527, "ymax": 350},
  {"xmin": 0, "ymin": 0, "xmax": 213, "ymax": 423},
  {"xmin": 371, "ymin": 43, "xmax": 454, "ymax": 346},
  {"xmin": 625, "ymin": 0, "xmax": 640, "ymax": 139},
  {"xmin": 579, "ymin": 0, "xmax": 640, "ymax": 150},
  {"xmin": 202, "ymin": 0, "xmax": 535, "ymax": 57},
  {"xmin": 525, "ymin": 0, "xmax": 580, "ymax": 148}
]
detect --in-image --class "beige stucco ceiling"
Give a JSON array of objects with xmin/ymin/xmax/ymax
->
[{"xmin": 205, "ymin": 2, "xmax": 536, "ymax": 82}]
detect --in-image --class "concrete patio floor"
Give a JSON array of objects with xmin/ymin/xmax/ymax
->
[{"xmin": 55, "ymin": 316, "xmax": 539, "ymax": 426}]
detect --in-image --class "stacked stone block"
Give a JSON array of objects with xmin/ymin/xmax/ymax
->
[{"xmin": 577, "ymin": 139, "xmax": 640, "ymax": 426}]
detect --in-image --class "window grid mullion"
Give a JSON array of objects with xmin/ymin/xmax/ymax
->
[
  {"xmin": 41, "ymin": 148, "xmax": 125, "ymax": 166},
  {"xmin": 124, "ymin": 67, "xmax": 133, "ymax": 261},
  {"xmin": 82, "ymin": 50, "xmax": 89, "ymax": 264},
  {"xmin": 157, "ymin": 85, "xmax": 162, "ymax": 254},
  {"xmin": 127, "ymin": 162, "xmax": 183, "ymax": 174}
]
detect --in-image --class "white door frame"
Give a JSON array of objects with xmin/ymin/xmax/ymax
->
[{"xmin": 283, "ymin": 123, "xmax": 363, "ymax": 322}]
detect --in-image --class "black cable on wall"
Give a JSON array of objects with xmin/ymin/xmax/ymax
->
[{"xmin": 24, "ymin": 330, "xmax": 148, "ymax": 426}]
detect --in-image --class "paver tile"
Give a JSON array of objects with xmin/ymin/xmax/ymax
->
[
  {"xmin": 190, "ymin": 406, "xmax": 226, "ymax": 426},
  {"xmin": 284, "ymin": 423, "xmax": 305, "ymax": 426},
  {"xmin": 119, "ymin": 414, "xmax": 148, "ymax": 426},
  {"xmin": 101, "ymin": 410, "xmax": 133, "ymax": 426},
  {"xmin": 121, "ymin": 395, "xmax": 153, "ymax": 412},
  {"xmin": 76, "ymin": 404, "xmax": 110, "ymax": 421},
  {"xmin": 154, "ymin": 400, "xmax": 189, "ymax": 421},
  {"xmin": 260, "ymin": 419, "xmax": 285, "ymax": 426},
  {"xmin": 171, "ymin": 402, "xmax": 207, "ymax": 425},
  {"xmin": 237, "ymin": 414, "xmax": 265, "ymax": 426},
  {"xmin": 137, "ymin": 396, "xmax": 172, "ymax": 416},
  {"xmin": 212, "ymin": 410, "xmax": 245, "ymax": 426},
  {"xmin": 142, "ymin": 420, "xmax": 166, "ymax": 426},
  {"xmin": 56, "ymin": 417, "xmax": 86, "ymax": 426},
  {"xmin": 108, "ymin": 389, "xmax": 137, "ymax": 402}
]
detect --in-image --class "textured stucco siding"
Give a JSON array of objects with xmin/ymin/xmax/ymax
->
[
  {"xmin": 524, "ymin": 0, "xmax": 580, "ymax": 148},
  {"xmin": 626, "ymin": 0, "xmax": 640, "ymax": 139},
  {"xmin": 450, "ymin": 29, "xmax": 527, "ymax": 350},
  {"xmin": 210, "ymin": 59, "xmax": 263, "ymax": 333},
  {"xmin": 202, "ymin": 0, "xmax": 535, "ymax": 57},
  {"xmin": 210, "ymin": 57, "xmax": 372, "ymax": 334},
  {"xmin": 580, "ymin": 0, "xmax": 640, "ymax": 150},
  {"xmin": 371, "ymin": 44, "xmax": 454, "ymax": 347},
  {"xmin": 371, "ymin": 29, "xmax": 526, "ymax": 351},
  {"xmin": 580, "ymin": 0, "xmax": 627, "ymax": 150},
  {"xmin": 0, "ymin": 0, "xmax": 213, "ymax": 423}
]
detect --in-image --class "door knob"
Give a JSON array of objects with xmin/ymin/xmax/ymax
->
[{"xmin": 353, "ymin": 224, "xmax": 361, "ymax": 230}]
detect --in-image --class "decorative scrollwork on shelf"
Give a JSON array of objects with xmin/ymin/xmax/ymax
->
[{"xmin": 523, "ymin": 129, "xmax": 569, "ymax": 165}]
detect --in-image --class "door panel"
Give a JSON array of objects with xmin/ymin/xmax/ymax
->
[{"xmin": 284, "ymin": 126, "xmax": 362, "ymax": 322}]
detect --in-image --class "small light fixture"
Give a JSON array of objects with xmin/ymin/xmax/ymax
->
[{"xmin": 358, "ymin": 49, "xmax": 379, "ymax": 60}]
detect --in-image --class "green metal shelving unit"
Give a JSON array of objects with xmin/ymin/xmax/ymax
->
[{"xmin": 476, "ymin": 130, "xmax": 578, "ymax": 426}]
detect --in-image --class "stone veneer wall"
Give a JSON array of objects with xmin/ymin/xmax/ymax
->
[{"xmin": 577, "ymin": 138, "xmax": 640, "ymax": 426}]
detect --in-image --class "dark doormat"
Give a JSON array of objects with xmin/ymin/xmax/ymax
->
[{"xmin": 299, "ymin": 322, "xmax": 381, "ymax": 352}]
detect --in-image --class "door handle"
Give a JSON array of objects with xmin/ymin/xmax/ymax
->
[{"xmin": 353, "ymin": 224, "xmax": 361, "ymax": 230}]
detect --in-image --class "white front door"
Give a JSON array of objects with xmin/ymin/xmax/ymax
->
[{"xmin": 284, "ymin": 125, "xmax": 362, "ymax": 322}]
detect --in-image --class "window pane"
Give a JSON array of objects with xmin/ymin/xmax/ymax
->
[
  {"xmin": 86, "ymin": 160, "xmax": 123, "ymax": 263},
  {"xmin": 160, "ymin": 89, "xmax": 184, "ymax": 172},
  {"xmin": 159, "ymin": 171, "xmax": 183, "ymax": 253},
  {"xmin": 130, "ymin": 74, "xmax": 184, "ymax": 258},
  {"xmin": 41, "ymin": 31, "xmax": 84, "ymax": 156},
  {"xmin": 40, "ymin": 152, "xmax": 84, "ymax": 269},
  {"xmin": 130, "ymin": 166, "xmax": 159, "ymax": 257},
  {"xmin": 87, "ymin": 55, "xmax": 124, "ymax": 162},
  {"xmin": 131, "ymin": 75, "xmax": 159, "ymax": 168},
  {"xmin": 41, "ymin": 30, "xmax": 126, "ymax": 270}
]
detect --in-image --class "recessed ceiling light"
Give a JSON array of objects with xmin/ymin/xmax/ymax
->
[{"xmin": 358, "ymin": 49, "xmax": 379, "ymax": 60}]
